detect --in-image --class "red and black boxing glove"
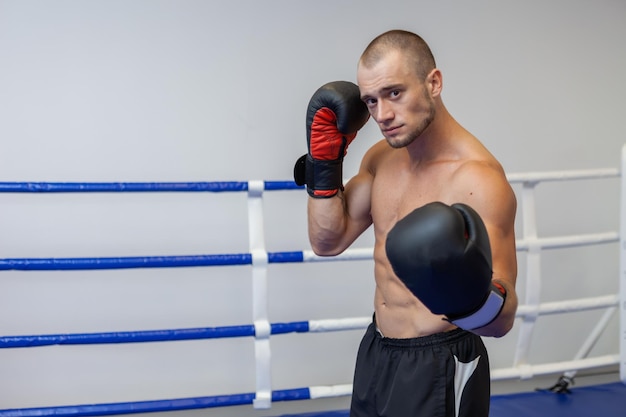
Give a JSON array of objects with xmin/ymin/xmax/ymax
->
[
  {"xmin": 385, "ymin": 202, "xmax": 507, "ymax": 330},
  {"xmin": 294, "ymin": 81, "xmax": 369, "ymax": 198}
]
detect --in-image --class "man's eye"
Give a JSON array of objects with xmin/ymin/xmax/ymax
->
[{"xmin": 390, "ymin": 90, "xmax": 400, "ymax": 98}]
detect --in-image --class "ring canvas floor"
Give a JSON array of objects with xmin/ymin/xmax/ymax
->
[{"xmin": 274, "ymin": 382, "xmax": 626, "ymax": 417}]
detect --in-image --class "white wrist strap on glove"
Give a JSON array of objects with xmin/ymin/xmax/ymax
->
[{"xmin": 450, "ymin": 285, "xmax": 506, "ymax": 330}]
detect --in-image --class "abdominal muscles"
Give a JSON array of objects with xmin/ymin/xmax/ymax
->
[{"xmin": 372, "ymin": 244, "xmax": 456, "ymax": 338}]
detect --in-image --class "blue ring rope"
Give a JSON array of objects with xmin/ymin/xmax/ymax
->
[
  {"xmin": 0, "ymin": 321, "xmax": 311, "ymax": 348},
  {"xmin": 0, "ymin": 181, "xmax": 302, "ymax": 193},
  {"xmin": 0, "ymin": 180, "xmax": 306, "ymax": 270},
  {"xmin": 0, "ymin": 251, "xmax": 305, "ymax": 270},
  {"xmin": 0, "ymin": 180, "xmax": 311, "ymax": 415},
  {"xmin": 0, "ymin": 388, "xmax": 312, "ymax": 417}
]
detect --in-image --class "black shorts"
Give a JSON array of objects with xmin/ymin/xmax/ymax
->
[{"xmin": 350, "ymin": 320, "xmax": 490, "ymax": 417}]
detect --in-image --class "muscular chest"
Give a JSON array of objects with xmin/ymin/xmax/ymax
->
[{"xmin": 370, "ymin": 163, "xmax": 458, "ymax": 235}]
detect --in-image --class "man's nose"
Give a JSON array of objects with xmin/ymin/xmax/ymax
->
[{"xmin": 375, "ymin": 100, "xmax": 393, "ymax": 123}]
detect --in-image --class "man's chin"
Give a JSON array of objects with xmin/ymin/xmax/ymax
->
[{"xmin": 386, "ymin": 135, "xmax": 413, "ymax": 149}]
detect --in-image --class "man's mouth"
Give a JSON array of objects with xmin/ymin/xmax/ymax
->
[{"xmin": 383, "ymin": 125, "xmax": 402, "ymax": 135}]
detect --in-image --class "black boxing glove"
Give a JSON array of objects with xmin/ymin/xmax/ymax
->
[
  {"xmin": 385, "ymin": 202, "xmax": 506, "ymax": 330},
  {"xmin": 294, "ymin": 81, "xmax": 369, "ymax": 198}
]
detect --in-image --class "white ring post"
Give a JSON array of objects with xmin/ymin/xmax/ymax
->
[
  {"xmin": 619, "ymin": 145, "xmax": 626, "ymax": 384},
  {"xmin": 513, "ymin": 181, "xmax": 542, "ymax": 372},
  {"xmin": 248, "ymin": 180, "xmax": 272, "ymax": 409}
]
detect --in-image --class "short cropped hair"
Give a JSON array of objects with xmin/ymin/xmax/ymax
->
[{"xmin": 360, "ymin": 30, "xmax": 436, "ymax": 80}]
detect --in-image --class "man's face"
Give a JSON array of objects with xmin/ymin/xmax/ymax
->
[{"xmin": 357, "ymin": 51, "xmax": 436, "ymax": 148}]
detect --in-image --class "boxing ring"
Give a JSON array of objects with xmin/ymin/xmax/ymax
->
[{"xmin": 1, "ymin": 146, "xmax": 625, "ymax": 417}]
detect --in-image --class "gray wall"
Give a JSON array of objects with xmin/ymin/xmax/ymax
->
[{"xmin": 0, "ymin": 0, "xmax": 625, "ymax": 415}]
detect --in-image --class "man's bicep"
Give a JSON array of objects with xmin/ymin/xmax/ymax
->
[
  {"xmin": 483, "ymin": 182, "xmax": 518, "ymax": 284},
  {"xmin": 343, "ymin": 171, "xmax": 375, "ymax": 239}
]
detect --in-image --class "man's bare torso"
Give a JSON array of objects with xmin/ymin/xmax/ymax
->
[{"xmin": 365, "ymin": 137, "xmax": 503, "ymax": 338}]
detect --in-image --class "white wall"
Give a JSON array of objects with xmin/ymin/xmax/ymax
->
[{"xmin": 0, "ymin": 0, "xmax": 625, "ymax": 415}]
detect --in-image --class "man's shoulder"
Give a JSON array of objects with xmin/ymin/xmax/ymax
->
[
  {"xmin": 450, "ymin": 157, "xmax": 516, "ymax": 215},
  {"xmin": 458, "ymin": 156, "xmax": 506, "ymax": 177},
  {"xmin": 452, "ymin": 158, "xmax": 510, "ymax": 194},
  {"xmin": 362, "ymin": 139, "xmax": 394, "ymax": 171}
]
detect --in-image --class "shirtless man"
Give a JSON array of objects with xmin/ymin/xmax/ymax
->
[{"xmin": 294, "ymin": 30, "xmax": 517, "ymax": 417}]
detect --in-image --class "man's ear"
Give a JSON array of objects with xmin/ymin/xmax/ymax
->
[{"xmin": 426, "ymin": 68, "xmax": 443, "ymax": 98}]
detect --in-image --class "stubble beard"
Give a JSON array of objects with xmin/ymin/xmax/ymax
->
[{"xmin": 386, "ymin": 103, "xmax": 436, "ymax": 149}]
